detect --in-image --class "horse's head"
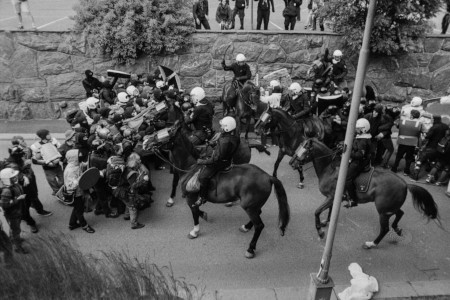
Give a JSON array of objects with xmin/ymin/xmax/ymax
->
[
  {"xmin": 242, "ymin": 81, "xmax": 261, "ymax": 108},
  {"xmin": 143, "ymin": 120, "xmax": 182, "ymax": 152},
  {"xmin": 289, "ymin": 138, "xmax": 314, "ymax": 170}
]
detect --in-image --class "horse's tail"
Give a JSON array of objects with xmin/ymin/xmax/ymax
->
[
  {"xmin": 271, "ymin": 176, "xmax": 290, "ymax": 236},
  {"xmin": 407, "ymin": 184, "xmax": 440, "ymax": 221}
]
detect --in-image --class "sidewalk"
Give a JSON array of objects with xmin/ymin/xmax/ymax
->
[
  {"xmin": 204, "ymin": 280, "xmax": 450, "ymax": 300},
  {"xmin": 0, "ymin": 120, "xmax": 70, "ymax": 140}
]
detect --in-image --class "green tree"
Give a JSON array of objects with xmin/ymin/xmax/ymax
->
[
  {"xmin": 320, "ymin": 0, "xmax": 442, "ymax": 55},
  {"xmin": 73, "ymin": 0, "xmax": 194, "ymax": 65}
]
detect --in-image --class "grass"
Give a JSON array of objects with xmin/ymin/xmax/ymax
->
[{"xmin": 0, "ymin": 234, "xmax": 203, "ymax": 300}]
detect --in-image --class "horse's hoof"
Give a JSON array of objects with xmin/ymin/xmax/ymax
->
[
  {"xmin": 362, "ymin": 241, "xmax": 377, "ymax": 249},
  {"xmin": 318, "ymin": 230, "xmax": 325, "ymax": 240},
  {"xmin": 297, "ymin": 182, "xmax": 304, "ymax": 189},
  {"xmin": 239, "ymin": 225, "xmax": 249, "ymax": 233},
  {"xmin": 187, "ymin": 232, "xmax": 198, "ymax": 239},
  {"xmin": 201, "ymin": 212, "xmax": 208, "ymax": 222},
  {"xmin": 394, "ymin": 228, "xmax": 403, "ymax": 236},
  {"xmin": 166, "ymin": 201, "xmax": 174, "ymax": 207},
  {"xmin": 245, "ymin": 250, "xmax": 255, "ymax": 259},
  {"xmin": 224, "ymin": 202, "xmax": 233, "ymax": 207}
]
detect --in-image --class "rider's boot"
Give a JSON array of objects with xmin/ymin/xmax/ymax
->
[
  {"xmin": 344, "ymin": 180, "xmax": 358, "ymax": 208},
  {"xmin": 198, "ymin": 178, "xmax": 209, "ymax": 205}
]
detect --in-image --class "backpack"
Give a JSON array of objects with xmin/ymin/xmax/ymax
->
[
  {"xmin": 106, "ymin": 156, "xmax": 125, "ymax": 189},
  {"xmin": 437, "ymin": 136, "xmax": 450, "ymax": 154},
  {"xmin": 66, "ymin": 109, "xmax": 79, "ymax": 124}
]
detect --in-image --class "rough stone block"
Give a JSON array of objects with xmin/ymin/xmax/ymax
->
[
  {"xmin": 58, "ymin": 32, "xmax": 87, "ymax": 55},
  {"xmin": 231, "ymin": 42, "xmax": 264, "ymax": 62},
  {"xmin": 10, "ymin": 45, "xmax": 38, "ymax": 79},
  {"xmin": 429, "ymin": 53, "xmax": 450, "ymax": 73},
  {"xmin": 93, "ymin": 60, "xmax": 117, "ymax": 76},
  {"xmin": 0, "ymin": 33, "xmax": 15, "ymax": 61},
  {"xmin": 46, "ymin": 72, "xmax": 85, "ymax": 101},
  {"xmin": 0, "ymin": 59, "xmax": 13, "ymax": 83},
  {"xmin": 248, "ymin": 34, "xmax": 268, "ymax": 44},
  {"xmin": 15, "ymin": 31, "xmax": 64, "ymax": 51},
  {"xmin": 291, "ymin": 64, "xmax": 311, "ymax": 80},
  {"xmin": 432, "ymin": 65, "xmax": 450, "ymax": 93},
  {"xmin": 155, "ymin": 55, "xmax": 180, "ymax": 73},
  {"xmin": 20, "ymin": 87, "xmax": 48, "ymax": 103},
  {"xmin": 424, "ymin": 37, "xmax": 444, "ymax": 53},
  {"xmin": 71, "ymin": 56, "xmax": 94, "ymax": 75},
  {"xmin": 280, "ymin": 36, "xmax": 310, "ymax": 54},
  {"xmin": 211, "ymin": 36, "xmax": 233, "ymax": 60},
  {"xmin": 181, "ymin": 77, "xmax": 202, "ymax": 90},
  {"xmin": 259, "ymin": 44, "xmax": 286, "ymax": 64},
  {"xmin": 262, "ymin": 68, "xmax": 292, "ymax": 88},
  {"xmin": 38, "ymin": 52, "xmax": 73, "ymax": 76},
  {"xmin": 286, "ymin": 49, "xmax": 311, "ymax": 64},
  {"xmin": 179, "ymin": 53, "xmax": 212, "ymax": 77},
  {"xmin": 202, "ymin": 69, "xmax": 216, "ymax": 88}
]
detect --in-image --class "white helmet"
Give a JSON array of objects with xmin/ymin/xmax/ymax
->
[
  {"xmin": 86, "ymin": 97, "xmax": 99, "ymax": 109},
  {"xmin": 269, "ymin": 80, "xmax": 280, "ymax": 88},
  {"xmin": 333, "ymin": 50, "xmax": 343, "ymax": 57},
  {"xmin": 126, "ymin": 85, "xmax": 139, "ymax": 97},
  {"xmin": 190, "ymin": 87, "xmax": 206, "ymax": 104},
  {"xmin": 355, "ymin": 118, "xmax": 370, "ymax": 134},
  {"xmin": 236, "ymin": 53, "xmax": 246, "ymax": 62},
  {"xmin": 117, "ymin": 92, "xmax": 130, "ymax": 104},
  {"xmin": 411, "ymin": 96, "xmax": 422, "ymax": 107},
  {"xmin": 289, "ymin": 82, "xmax": 302, "ymax": 94},
  {"xmin": 156, "ymin": 81, "xmax": 165, "ymax": 89},
  {"xmin": 220, "ymin": 116, "xmax": 237, "ymax": 132},
  {"xmin": 0, "ymin": 168, "xmax": 19, "ymax": 186}
]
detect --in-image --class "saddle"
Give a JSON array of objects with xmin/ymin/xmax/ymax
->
[
  {"xmin": 354, "ymin": 166, "xmax": 375, "ymax": 193},
  {"xmin": 184, "ymin": 165, "xmax": 235, "ymax": 194}
]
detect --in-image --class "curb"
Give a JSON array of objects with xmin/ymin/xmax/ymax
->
[
  {"xmin": 0, "ymin": 133, "xmax": 66, "ymax": 141},
  {"xmin": 202, "ymin": 280, "xmax": 450, "ymax": 300}
]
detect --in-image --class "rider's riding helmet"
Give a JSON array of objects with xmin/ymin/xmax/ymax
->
[
  {"xmin": 236, "ymin": 54, "xmax": 246, "ymax": 64},
  {"xmin": 269, "ymin": 80, "xmax": 280, "ymax": 88},
  {"xmin": 126, "ymin": 85, "xmax": 139, "ymax": 97},
  {"xmin": 333, "ymin": 50, "xmax": 343, "ymax": 62},
  {"xmin": 190, "ymin": 87, "xmax": 206, "ymax": 105},
  {"xmin": 220, "ymin": 116, "xmax": 237, "ymax": 132},
  {"xmin": 97, "ymin": 127, "xmax": 111, "ymax": 140},
  {"xmin": 289, "ymin": 82, "xmax": 302, "ymax": 95},
  {"xmin": 117, "ymin": 92, "xmax": 130, "ymax": 104},
  {"xmin": 355, "ymin": 118, "xmax": 370, "ymax": 134},
  {"xmin": 86, "ymin": 97, "xmax": 99, "ymax": 110},
  {"xmin": 0, "ymin": 168, "xmax": 19, "ymax": 186},
  {"xmin": 411, "ymin": 96, "xmax": 422, "ymax": 107}
]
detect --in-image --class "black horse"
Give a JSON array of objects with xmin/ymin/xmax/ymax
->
[{"xmin": 147, "ymin": 122, "xmax": 290, "ymax": 258}]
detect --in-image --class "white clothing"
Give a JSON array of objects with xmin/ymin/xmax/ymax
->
[{"xmin": 260, "ymin": 93, "xmax": 281, "ymax": 108}]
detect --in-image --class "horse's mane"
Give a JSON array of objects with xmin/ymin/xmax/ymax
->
[{"xmin": 241, "ymin": 81, "xmax": 256, "ymax": 94}]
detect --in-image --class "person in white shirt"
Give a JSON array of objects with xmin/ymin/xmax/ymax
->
[{"xmin": 260, "ymin": 80, "xmax": 282, "ymax": 108}]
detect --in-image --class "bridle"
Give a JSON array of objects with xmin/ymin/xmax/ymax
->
[{"xmin": 293, "ymin": 139, "xmax": 342, "ymax": 172}]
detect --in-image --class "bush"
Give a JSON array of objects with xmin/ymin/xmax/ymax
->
[
  {"xmin": 73, "ymin": 0, "xmax": 195, "ymax": 65},
  {"xmin": 320, "ymin": 0, "xmax": 442, "ymax": 55},
  {"xmin": 0, "ymin": 234, "xmax": 202, "ymax": 299}
]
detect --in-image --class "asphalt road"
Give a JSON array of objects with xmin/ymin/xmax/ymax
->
[
  {"xmin": 1, "ymin": 138, "xmax": 450, "ymax": 293},
  {"xmin": 0, "ymin": 0, "xmax": 446, "ymax": 34}
]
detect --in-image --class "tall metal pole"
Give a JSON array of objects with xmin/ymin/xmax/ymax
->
[
  {"xmin": 250, "ymin": 0, "xmax": 254, "ymax": 30},
  {"xmin": 308, "ymin": 0, "xmax": 378, "ymax": 299}
]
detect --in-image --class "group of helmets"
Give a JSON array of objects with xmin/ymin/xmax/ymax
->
[{"xmin": 117, "ymin": 85, "xmax": 140, "ymax": 104}]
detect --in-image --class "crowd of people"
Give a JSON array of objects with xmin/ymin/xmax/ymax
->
[
  {"xmin": 1, "ymin": 48, "xmax": 450, "ymax": 259},
  {"xmin": 194, "ymin": 0, "xmax": 326, "ymax": 31}
]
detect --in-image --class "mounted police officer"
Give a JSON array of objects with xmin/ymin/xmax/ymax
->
[
  {"xmin": 222, "ymin": 53, "xmax": 252, "ymax": 103},
  {"xmin": 345, "ymin": 118, "xmax": 372, "ymax": 208},
  {"xmin": 283, "ymin": 82, "xmax": 316, "ymax": 120},
  {"xmin": 196, "ymin": 116, "xmax": 240, "ymax": 202},
  {"xmin": 185, "ymin": 87, "xmax": 214, "ymax": 145},
  {"xmin": 328, "ymin": 50, "xmax": 348, "ymax": 90}
]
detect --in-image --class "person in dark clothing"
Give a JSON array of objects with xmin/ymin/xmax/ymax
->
[
  {"xmin": 58, "ymin": 130, "xmax": 76, "ymax": 169},
  {"xmin": 344, "ymin": 118, "xmax": 372, "ymax": 208},
  {"xmin": 222, "ymin": 53, "xmax": 252, "ymax": 106},
  {"xmin": 326, "ymin": 50, "xmax": 348, "ymax": 89},
  {"xmin": 216, "ymin": 0, "xmax": 232, "ymax": 29},
  {"xmin": 185, "ymin": 87, "xmax": 215, "ymax": 145},
  {"xmin": 193, "ymin": 0, "xmax": 211, "ymax": 29},
  {"xmin": 82, "ymin": 70, "xmax": 102, "ymax": 98},
  {"xmin": 231, "ymin": 0, "xmax": 249, "ymax": 29},
  {"xmin": 256, "ymin": 0, "xmax": 274, "ymax": 30},
  {"xmin": 99, "ymin": 77, "xmax": 119, "ymax": 106},
  {"xmin": 0, "ymin": 168, "xmax": 28, "ymax": 254},
  {"xmin": 283, "ymin": 0, "xmax": 301, "ymax": 30},
  {"xmin": 283, "ymin": 82, "xmax": 317, "ymax": 120},
  {"xmin": 425, "ymin": 128, "xmax": 450, "ymax": 185},
  {"xmin": 412, "ymin": 115, "xmax": 449, "ymax": 180},
  {"xmin": 197, "ymin": 116, "xmax": 240, "ymax": 201},
  {"xmin": 364, "ymin": 104, "xmax": 393, "ymax": 166}
]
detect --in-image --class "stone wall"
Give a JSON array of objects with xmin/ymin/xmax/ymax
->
[{"xmin": 1, "ymin": 30, "xmax": 450, "ymax": 120}]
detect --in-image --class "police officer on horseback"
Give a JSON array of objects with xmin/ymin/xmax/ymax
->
[
  {"xmin": 328, "ymin": 50, "xmax": 348, "ymax": 89},
  {"xmin": 185, "ymin": 87, "xmax": 215, "ymax": 145},
  {"xmin": 283, "ymin": 82, "xmax": 317, "ymax": 121},
  {"xmin": 196, "ymin": 116, "xmax": 240, "ymax": 202},
  {"xmin": 222, "ymin": 53, "xmax": 252, "ymax": 99},
  {"xmin": 345, "ymin": 118, "xmax": 372, "ymax": 208}
]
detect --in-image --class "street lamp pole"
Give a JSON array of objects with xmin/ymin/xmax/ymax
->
[
  {"xmin": 251, "ymin": 0, "xmax": 254, "ymax": 30},
  {"xmin": 307, "ymin": 0, "xmax": 378, "ymax": 299}
]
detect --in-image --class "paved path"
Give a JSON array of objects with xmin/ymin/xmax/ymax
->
[
  {"xmin": 1, "ymin": 130, "xmax": 450, "ymax": 297},
  {"xmin": 0, "ymin": 0, "xmax": 446, "ymax": 34}
]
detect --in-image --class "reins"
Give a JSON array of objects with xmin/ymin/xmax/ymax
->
[{"xmin": 153, "ymin": 147, "xmax": 192, "ymax": 173}]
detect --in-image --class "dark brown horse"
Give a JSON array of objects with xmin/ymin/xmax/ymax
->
[
  {"xmin": 290, "ymin": 138, "xmax": 440, "ymax": 248},
  {"xmin": 254, "ymin": 107, "xmax": 325, "ymax": 188},
  {"xmin": 148, "ymin": 122, "xmax": 290, "ymax": 258},
  {"xmin": 222, "ymin": 81, "xmax": 262, "ymax": 139}
]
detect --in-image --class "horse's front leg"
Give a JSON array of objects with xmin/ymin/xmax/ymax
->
[
  {"xmin": 297, "ymin": 165, "xmax": 305, "ymax": 189},
  {"xmin": 363, "ymin": 213, "xmax": 391, "ymax": 249},
  {"xmin": 244, "ymin": 116, "xmax": 251, "ymax": 140},
  {"xmin": 166, "ymin": 172, "xmax": 180, "ymax": 207},
  {"xmin": 273, "ymin": 150, "xmax": 285, "ymax": 178},
  {"xmin": 315, "ymin": 197, "xmax": 333, "ymax": 239},
  {"xmin": 187, "ymin": 201, "xmax": 201, "ymax": 239}
]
